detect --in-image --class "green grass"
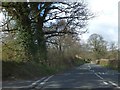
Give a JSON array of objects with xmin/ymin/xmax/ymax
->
[
  {"xmin": 3, "ymin": 59, "xmax": 86, "ymax": 81},
  {"xmin": 2, "ymin": 61, "xmax": 59, "ymax": 80}
]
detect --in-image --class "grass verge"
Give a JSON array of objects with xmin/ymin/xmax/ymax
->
[
  {"xmin": 99, "ymin": 59, "xmax": 119, "ymax": 71},
  {"xmin": 3, "ymin": 58, "xmax": 86, "ymax": 81},
  {"xmin": 2, "ymin": 61, "xmax": 58, "ymax": 81}
]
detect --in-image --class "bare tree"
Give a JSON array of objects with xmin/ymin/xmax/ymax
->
[
  {"xmin": 1, "ymin": 2, "xmax": 93, "ymax": 63},
  {"xmin": 87, "ymin": 33, "xmax": 108, "ymax": 60}
]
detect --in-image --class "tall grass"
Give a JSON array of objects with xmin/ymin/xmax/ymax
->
[{"xmin": 99, "ymin": 59, "xmax": 118, "ymax": 70}]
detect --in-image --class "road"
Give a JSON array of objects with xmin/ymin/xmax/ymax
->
[{"xmin": 2, "ymin": 63, "xmax": 120, "ymax": 90}]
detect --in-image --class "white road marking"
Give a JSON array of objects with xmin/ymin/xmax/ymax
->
[
  {"xmin": 2, "ymin": 77, "xmax": 46, "ymax": 88},
  {"xmin": 88, "ymin": 64, "xmax": 120, "ymax": 88},
  {"xmin": 108, "ymin": 81, "xmax": 119, "ymax": 87},
  {"xmin": 35, "ymin": 75, "xmax": 54, "ymax": 89},
  {"xmin": 88, "ymin": 64, "xmax": 103, "ymax": 80},
  {"xmin": 31, "ymin": 77, "xmax": 46, "ymax": 85},
  {"xmin": 40, "ymin": 82, "xmax": 45, "ymax": 85},
  {"xmin": 94, "ymin": 72, "xmax": 104, "ymax": 80},
  {"xmin": 40, "ymin": 75, "xmax": 54, "ymax": 84},
  {"xmin": 103, "ymin": 81, "xmax": 109, "ymax": 85},
  {"xmin": 88, "ymin": 64, "xmax": 110, "ymax": 86},
  {"xmin": 88, "ymin": 65, "xmax": 91, "ymax": 70}
]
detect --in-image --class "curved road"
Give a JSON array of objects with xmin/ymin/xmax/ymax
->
[
  {"xmin": 2, "ymin": 63, "xmax": 120, "ymax": 90},
  {"xmin": 35, "ymin": 63, "xmax": 120, "ymax": 90}
]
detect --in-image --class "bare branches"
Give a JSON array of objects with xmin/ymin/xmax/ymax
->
[
  {"xmin": 1, "ymin": 2, "xmax": 93, "ymax": 62},
  {"xmin": 0, "ymin": 17, "xmax": 14, "ymax": 27},
  {"xmin": 44, "ymin": 30, "xmax": 77, "ymax": 35},
  {"xmin": 45, "ymin": 34, "xmax": 63, "ymax": 39},
  {"xmin": 46, "ymin": 40, "xmax": 58, "ymax": 45},
  {"xmin": 1, "ymin": 28, "xmax": 18, "ymax": 32}
]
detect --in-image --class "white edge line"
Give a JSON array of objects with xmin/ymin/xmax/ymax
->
[
  {"xmin": 2, "ymin": 77, "xmax": 46, "ymax": 88},
  {"xmin": 108, "ymin": 81, "xmax": 119, "ymax": 87},
  {"xmin": 36, "ymin": 75, "xmax": 54, "ymax": 89},
  {"xmin": 89, "ymin": 66, "xmax": 109, "ymax": 86},
  {"xmin": 89, "ymin": 65, "xmax": 120, "ymax": 88},
  {"xmin": 40, "ymin": 75, "xmax": 54, "ymax": 84}
]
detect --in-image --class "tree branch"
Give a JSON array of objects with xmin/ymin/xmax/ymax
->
[
  {"xmin": 46, "ymin": 34, "xmax": 63, "ymax": 39},
  {"xmin": 1, "ymin": 28, "xmax": 18, "ymax": 32},
  {"xmin": 44, "ymin": 30, "xmax": 77, "ymax": 35},
  {"xmin": 46, "ymin": 40, "xmax": 58, "ymax": 45},
  {"xmin": 0, "ymin": 17, "xmax": 14, "ymax": 27}
]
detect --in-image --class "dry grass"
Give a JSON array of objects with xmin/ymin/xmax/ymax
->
[{"xmin": 99, "ymin": 59, "xmax": 118, "ymax": 70}]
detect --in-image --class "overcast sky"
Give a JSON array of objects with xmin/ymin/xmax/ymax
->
[{"xmin": 80, "ymin": 0, "xmax": 119, "ymax": 44}]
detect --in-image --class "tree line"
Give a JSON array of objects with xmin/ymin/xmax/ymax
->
[
  {"xmin": 82, "ymin": 33, "xmax": 118, "ymax": 61},
  {"xmin": 1, "ymin": 1, "xmax": 119, "ymax": 80},
  {"xmin": 1, "ymin": 2, "xmax": 93, "ymax": 64},
  {"xmin": 1, "ymin": 2, "xmax": 118, "ymax": 65}
]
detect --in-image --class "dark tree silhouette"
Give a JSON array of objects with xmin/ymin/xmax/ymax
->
[{"xmin": 1, "ymin": 2, "xmax": 93, "ymax": 63}]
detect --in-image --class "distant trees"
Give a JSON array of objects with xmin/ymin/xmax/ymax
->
[
  {"xmin": 84, "ymin": 33, "xmax": 118, "ymax": 62},
  {"xmin": 107, "ymin": 42, "xmax": 118, "ymax": 60},
  {"xmin": 87, "ymin": 34, "xmax": 108, "ymax": 60},
  {"xmin": 78, "ymin": 42, "xmax": 91, "ymax": 60}
]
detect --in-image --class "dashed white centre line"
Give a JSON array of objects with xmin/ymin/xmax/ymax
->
[
  {"xmin": 94, "ymin": 72, "xmax": 104, "ymax": 80},
  {"xmin": 103, "ymin": 81, "xmax": 109, "ymax": 85},
  {"xmin": 88, "ymin": 64, "xmax": 119, "ymax": 88},
  {"xmin": 91, "ymin": 69, "xmax": 109, "ymax": 85},
  {"xmin": 88, "ymin": 65, "xmax": 91, "ymax": 70}
]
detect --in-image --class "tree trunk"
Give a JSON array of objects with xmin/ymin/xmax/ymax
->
[{"xmin": 36, "ymin": 17, "xmax": 47, "ymax": 64}]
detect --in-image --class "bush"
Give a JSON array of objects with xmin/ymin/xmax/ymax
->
[
  {"xmin": 99, "ymin": 59, "xmax": 109, "ymax": 66},
  {"xmin": 99, "ymin": 59, "xmax": 118, "ymax": 70}
]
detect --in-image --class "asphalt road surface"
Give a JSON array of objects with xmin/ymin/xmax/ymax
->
[{"xmin": 2, "ymin": 63, "xmax": 120, "ymax": 90}]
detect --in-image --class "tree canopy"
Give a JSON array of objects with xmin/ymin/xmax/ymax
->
[
  {"xmin": 1, "ymin": 1, "xmax": 93, "ymax": 63},
  {"xmin": 87, "ymin": 33, "xmax": 107, "ymax": 60}
]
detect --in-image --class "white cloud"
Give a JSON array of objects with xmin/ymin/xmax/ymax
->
[{"xmin": 82, "ymin": 0, "xmax": 118, "ymax": 43}]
